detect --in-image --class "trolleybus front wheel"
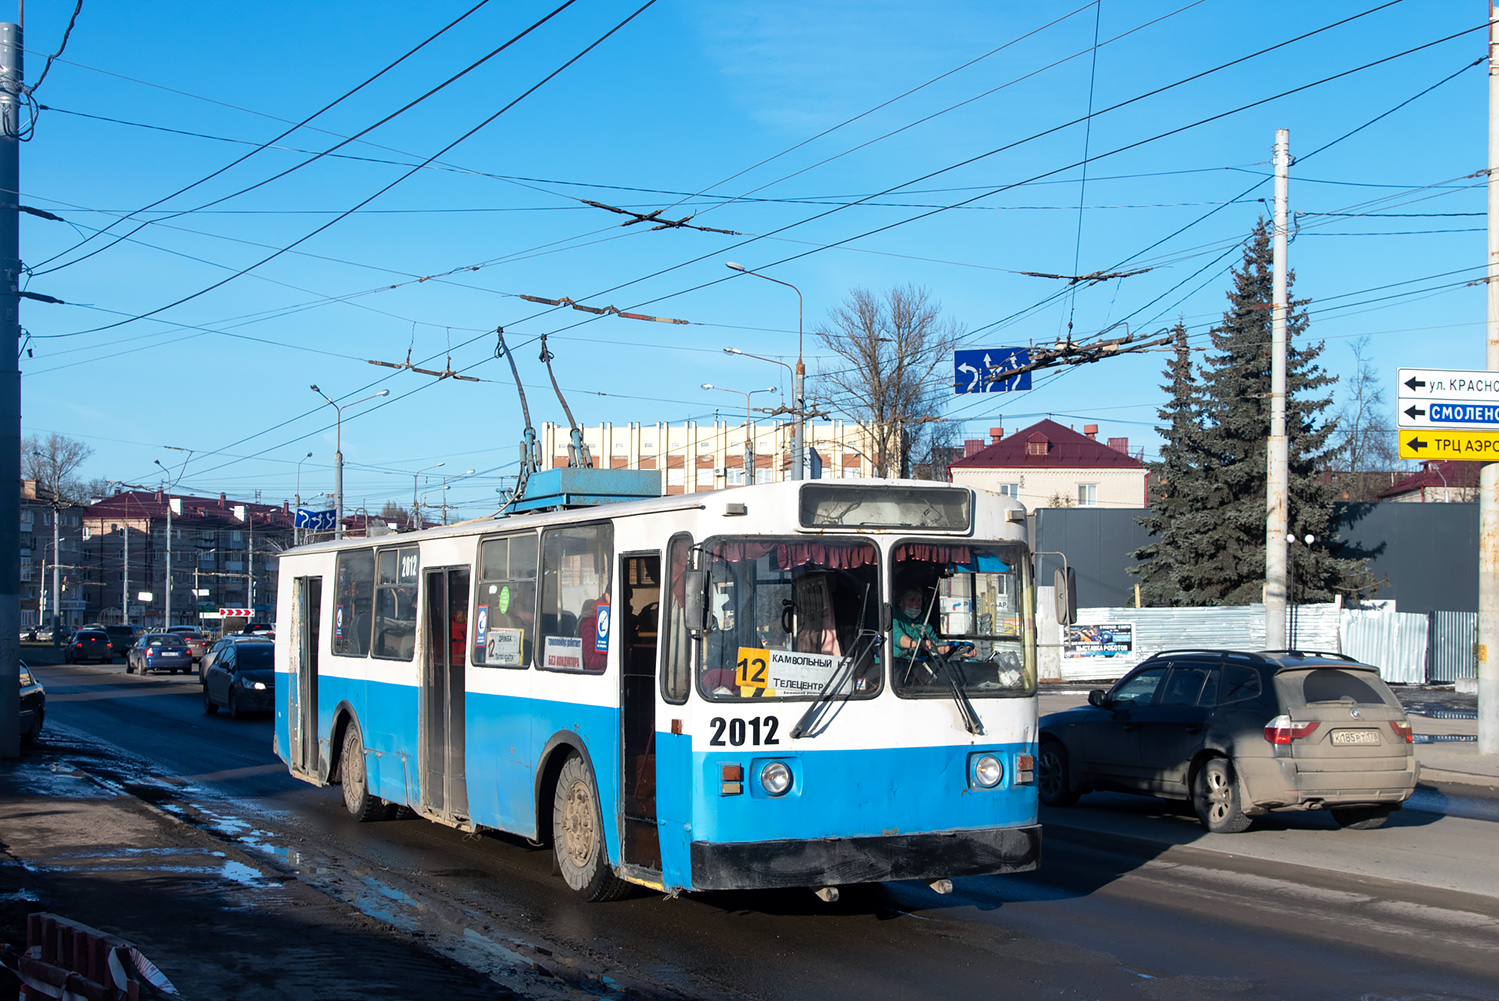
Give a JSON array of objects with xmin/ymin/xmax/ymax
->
[
  {"xmin": 341, "ymin": 723, "xmax": 386, "ymax": 823},
  {"xmin": 552, "ymin": 753, "xmax": 630, "ymax": 902}
]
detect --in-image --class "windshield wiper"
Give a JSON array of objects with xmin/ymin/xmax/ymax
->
[
  {"xmin": 790, "ymin": 584, "xmax": 877, "ymax": 739},
  {"xmin": 928, "ymin": 649, "xmax": 984, "ymax": 736},
  {"xmin": 789, "ymin": 629, "xmax": 880, "ymax": 739}
]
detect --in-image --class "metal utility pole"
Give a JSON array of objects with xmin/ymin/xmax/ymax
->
[
  {"xmin": 1264, "ymin": 128, "xmax": 1291, "ymax": 651},
  {"xmin": 726, "ymin": 263, "xmax": 805, "ymax": 479},
  {"xmin": 312, "ymin": 385, "xmax": 388, "ymax": 540},
  {"xmin": 0, "ymin": 20, "xmax": 20, "ymax": 758},
  {"xmin": 1480, "ymin": 4, "xmax": 1499, "ymax": 756},
  {"xmin": 50, "ymin": 503, "xmax": 58, "ymax": 646}
]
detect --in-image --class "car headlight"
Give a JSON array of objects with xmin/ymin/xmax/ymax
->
[
  {"xmin": 252, "ymin": 681, "xmax": 267, "ymax": 690},
  {"xmin": 760, "ymin": 761, "xmax": 792, "ymax": 796},
  {"xmin": 974, "ymin": 754, "xmax": 1003, "ymax": 789}
]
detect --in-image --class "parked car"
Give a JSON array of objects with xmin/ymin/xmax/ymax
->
[
  {"xmin": 63, "ymin": 628, "xmax": 114, "ymax": 664},
  {"xmin": 101, "ymin": 624, "xmax": 143, "ymax": 656},
  {"xmin": 32, "ymin": 624, "xmax": 73, "ymax": 643},
  {"xmin": 203, "ymin": 640, "xmax": 274, "ymax": 717},
  {"xmin": 1038, "ymin": 649, "xmax": 1417, "ymax": 833},
  {"xmin": 199, "ymin": 633, "xmax": 273, "ymax": 684},
  {"xmin": 18, "ymin": 661, "xmax": 44, "ymax": 742},
  {"xmin": 167, "ymin": 626, "xmax": 210, "ymax": 663},
  {"xmin": 127, "ymin": 633, "xmax": 194, "ymax": 675}
]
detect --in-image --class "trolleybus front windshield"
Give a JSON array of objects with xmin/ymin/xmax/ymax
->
[
  {"xmin": 891, "ymin": 542, "xmax": 1034, "ymax": 698},
  {"xmin": 698, "ymin": 537, "xmax": 881, "ymax": 701}
]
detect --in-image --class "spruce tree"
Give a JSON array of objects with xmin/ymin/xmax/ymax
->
[
  {"xmin": 1185, "ymin": 218, "xmax": 1367, "ymax": 605},
  {"xmin": 1131, "ymin": 321, "xmax": 1214, "ymax": 605}
]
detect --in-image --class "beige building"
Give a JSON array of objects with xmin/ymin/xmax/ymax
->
[
  {"xmin": 540, "ymin": 420, "xmax": 880, "ymax": 494},
  {"xmin": 947, "ymin": 420, "xmax": 1149, "ymax": 509}
]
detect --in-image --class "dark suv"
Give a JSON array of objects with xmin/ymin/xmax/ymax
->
[{"xmin": 1038, "ymin": 650, "xmax": 1417, "ymax": 833}]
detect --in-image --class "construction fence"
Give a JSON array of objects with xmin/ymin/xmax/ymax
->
[{"xmin": 1035, "ymin": 588, "xmax": 1476, "ymax": 686}]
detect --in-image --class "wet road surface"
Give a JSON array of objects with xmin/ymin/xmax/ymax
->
[{"xmin": 29, "ymin": 655, "xmax": 1499, "ymax": 1000}]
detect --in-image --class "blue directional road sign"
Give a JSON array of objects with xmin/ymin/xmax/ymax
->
[
  {"xmin": 954, "ymin": 348, "xmax": 1032, "ymax": 394},
  {"xmin": 295, "ymin": 508, "xmax": 338, "ymax": 532}
]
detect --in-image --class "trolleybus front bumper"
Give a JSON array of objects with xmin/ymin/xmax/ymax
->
[{"xmin": 688, "ymin": 824, "xmax": 1041, "ymax": 891}]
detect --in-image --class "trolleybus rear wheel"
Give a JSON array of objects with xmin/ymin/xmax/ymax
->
[
  {"xmin": 341, "ymin": 723, "xmax": 385, "ymax": 822},
  {"xmin": 552, "ymin": 753, "xmax": 629, "ymax": 902}
]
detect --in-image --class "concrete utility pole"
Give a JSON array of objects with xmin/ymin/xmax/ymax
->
[
  {"xmin": 1263, "ymin": 128, "xmax": 1291, "ymax": 651},
  {"xmin": 0, "ymin": 20, "xmax": 21, "ymax": 758},
  {"xmin": 1480, "ymin": 4, "xmax": 1499, "ymax": 756}
]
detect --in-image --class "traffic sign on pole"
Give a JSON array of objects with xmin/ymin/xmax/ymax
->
[
  {"xmin": 954, "ymin": 348, "xmax": 1031, "ymax": 394},
  {"xmin": 1398, "ymin": 429, "xmax": 1499, "ymax": 460},
  {"xmin": 1397, "ymin": 367, "xmax": 1499, "ymax": 429}
]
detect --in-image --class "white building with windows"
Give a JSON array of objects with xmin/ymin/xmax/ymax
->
[
  {"xmin": 947, "ymin": 420, "xmax": 1148, "ymax": 510},
  {"xmin": 540, "ymin": 420, "xmax": 881, "ymax": 494}
]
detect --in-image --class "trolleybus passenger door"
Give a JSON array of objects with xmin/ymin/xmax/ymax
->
[
  {"xmin": 422, "ymin": 567, "xmax": 471, "ymax": 820},
  {"xmin": 620, "ymin": 553, "xmax": 663, "ymax": 872},
  {"xmin": 291, "ymin": 576, "xmax": 322, "ymax": 777}
]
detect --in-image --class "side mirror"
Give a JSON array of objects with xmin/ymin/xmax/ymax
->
[
  {"xmin": 1055, "ymin": 567, "xmax": 1077, "ymax": 626},
  {"xmin": 682, "ymin": 568, "xmax": 710, "ymax": 638},
  {"xmin": 1087, "ymin": 689, "xmax": 1108, "ymax": 709}
]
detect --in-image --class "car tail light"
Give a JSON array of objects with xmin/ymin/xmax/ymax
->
[
  {"xmin": 1390, "ymin": 720, "xmax": 1414, "ymax": 743},
  {"xmin": 74, "ymin": 642, "xmax": 83, "ymax": 648},
  {"xmin": 1264, "ymin": 715, "xmax": 1319, "ymax": 744}
]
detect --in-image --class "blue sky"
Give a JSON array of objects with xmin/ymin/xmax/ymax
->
[{"xmin": 16, "ymin": 0, "xmax": 1489, "ymax": 518}]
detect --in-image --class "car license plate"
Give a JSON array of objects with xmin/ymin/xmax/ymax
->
[{"xmin": 1331, "ymin": 729, "xmax": 1380, "ymax": 746}]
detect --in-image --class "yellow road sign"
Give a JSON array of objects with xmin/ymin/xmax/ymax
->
[{"xmin": 1398, "ymin": 429, "xmax": 1499, "ymax": 460}]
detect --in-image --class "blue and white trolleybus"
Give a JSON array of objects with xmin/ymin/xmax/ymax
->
[{"xmin": 272, "ymin": 475, "xmax": 1042, "ymax": 900}]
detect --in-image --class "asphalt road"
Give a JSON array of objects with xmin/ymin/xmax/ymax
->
[{"xmin": 29, "ymin": 653, "xmax": 1499, "ymax": 1001}]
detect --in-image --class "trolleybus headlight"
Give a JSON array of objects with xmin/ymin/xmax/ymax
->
[
  {"xmin": 974, "ymin": 754, "xmax": 1003, "ymax": 789},
  {"xmin": 760, "ymin": 761, "xmax": 793, "ymax": 796}
]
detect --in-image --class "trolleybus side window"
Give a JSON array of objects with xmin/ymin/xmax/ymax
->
[
  {"xmin": 538, "ymin": 523, "xmax": 613, "ymax": 674},
  {"xmin": 332, "ymin": 549, "xmax": 376, "ymax": 658},
  {"xmin": 697, "ymin": 537, "xmax": 881, "ymax": 701},
  {"xmin": 373, "ymin": 546, "xmax": 420, "ymax": 661},
  {"xmin": 891, "ymin": 541, "xmax": 1034, "ymax": 698},
  {"xmin": 660, "ymin": 532, "xmax": 693, "ymax": 704},
  {"xmin": 474, "ymin": 533, "xmax": 538, "ymax": 668}
]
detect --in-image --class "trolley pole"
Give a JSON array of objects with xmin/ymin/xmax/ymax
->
[
  {"xmin": 1264, "ymin": 128, "xmax": 1291, "ymax": 652},
  {"xmin": 1479, "ymin": 4, "xmax": 1499, "ymax": 756},
  {"xmin": 0, "ymin": 20, "xmax": 21, "ymax": 758}
]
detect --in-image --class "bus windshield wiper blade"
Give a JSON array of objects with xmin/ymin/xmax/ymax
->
[
  {"xmin": 930, "ymin": 650, "xmax": 984, "ymax": 736},
  {"xmin": 790, "ymin": 629, "xmax": 879, "ymax": 739}
]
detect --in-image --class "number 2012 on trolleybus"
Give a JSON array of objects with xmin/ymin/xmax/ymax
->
[{"xmin": 273, "ymin": 476, "xmax": 1042, "ymax": 901}]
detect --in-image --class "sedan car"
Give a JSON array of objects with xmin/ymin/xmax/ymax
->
[
  {"xmin": 19, "ymin": 661, "xmax": 44, "ymax": 742},
  {"xmin": 127, "ymin": 633, "xmax": 195, "ymax": 675},
  {"xmin": 198, "ymin": 633, "xmax": 273, "ymax": 684},
  {"xmin": 1038, "ymin": 649, "xmax": 1417, "ymax": 833},
  {"xmin": 202, "ymin": 640, "xmax": 274, "ymax": 717},
  {"xmin": 167, "ymin": 626, "xmax": 210, "ymax": 663},
  {"xmin": 63, "ymin": 628, "xmax": 114, "ymax": 664},
  {"xmin": 102, "ymin": 624, "xmax": 143, "ymax": 655}
]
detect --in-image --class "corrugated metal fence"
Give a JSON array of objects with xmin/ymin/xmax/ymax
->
[
  {"xmin": 1429, "ymin": 610, "xmax": 1477, "ymax": 683},
  {"xmin": 1053, "ymin": 603, "xmax": 1475, "ymax": 685}
]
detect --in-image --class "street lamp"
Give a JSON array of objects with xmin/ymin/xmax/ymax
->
[
  {"xmin": 726, "ymin": 262, "xmax": 805, "ymax": 480},
  {"xmin": 411, "ymin": 462, "xmax": 444, "ymax": 530},
  {"xmin": 310, "ymin": 385, "xmax": 390, "ymax": 540},
  {"xmin": 154, "ymin": 446, "xmax": 192, "ymax": 628},
  {"xmin": 294, "ymin": 451, "xmax": 313, "ymax": 546},
  {"xmin": 440, "ymin": 468, "xmax": 476, "ymax": 526},
  {"xmin": 703, "ymin": 383, "xmax": 778, "ymax": 481}
]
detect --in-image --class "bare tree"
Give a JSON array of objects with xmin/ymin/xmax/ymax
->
[
  {"xmin": 23, "ymin": 432, "xmax": 94, "ymax": 504},
  {"xmin": 813, "ymin": 284, "xmax": 963, "ymax": 477},
  {"xmin": 1332, "ymin": 336, "xmax": 1403, "ymax": 500}
]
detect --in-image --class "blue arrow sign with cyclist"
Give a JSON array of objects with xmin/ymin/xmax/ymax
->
[{"xmin": 954, "ymin": 348, "xmax": 1031, "ymax": 394}]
